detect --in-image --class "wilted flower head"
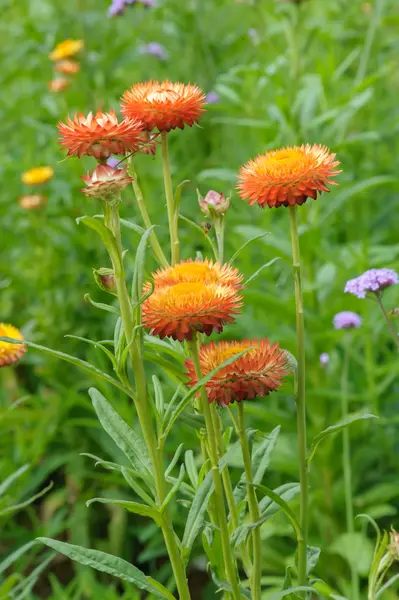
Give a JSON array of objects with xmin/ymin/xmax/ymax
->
[
  {"xmin": 19, "ymin": 195, "xmax": 47, "ymax": 210},
  {"xmin": 22, "ymin": 166, "xmax": 54, "ymax": 186},
  {"xmin": 58, "ymin": 110, "xmax": 144, "ymax": 159},
  {"xmin": 185, "ymin": 339, "xmax": 290, "ymax": 406},
  {"xmin": 121, "ymin": 80, "xmax": 206, "ymax": 132},
  {"xmin": 0, "ymin": 324, "xmax": 26, "ymax": 368},
  {"xmin": 54, "ymin": 60, "xmax": 80, "ymax": 75},
  {"xmin": 206, "ymin": 91, "xmax": 220, "ymax": 105},
  {"xmin": 345, "ymin": 269, "xmax": 399, "ymax": 299},
  {"xmin": 198, "ymin": 190, "xmax": 230, "ymax": 216},
  {"xmin": 139, "ymin": 42, "xmax": 168, "ymax": 60},
  {"xmin": 333, "ymin": 311, "xmax": 362, "ymax": 330},
  {"xmin": 320, "ymin": 352, "xmax": 330, "ymax": 366},
  {"xmin": 49, "ymin": 39, "xmax": 84, "ymax": 61},
  {"xmin": 237, "ymin": 144, "xmax": 340, "ymax": 208},
  {"xmin": 80, "ymin": 165, "xmax": 132, "ymax": 200}
]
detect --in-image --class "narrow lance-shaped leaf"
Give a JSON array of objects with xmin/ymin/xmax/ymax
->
[
  {"xmin": 37, "ymin": 539, "xmax": 175, "ymax": 600},
  {"xmin": 86, "ymin": 497, "xmax": 163, "ymax": 526},
  {"xmin": 182, "ymin": 470, "xmax": 214, "ymax": 564},
  {"xmin": 308, "ymin": 413, "xmax": 377, "ymax": 467},
  {"xmin": 0, "ymin": 464, "xmax": 30, "ymax": 497}
]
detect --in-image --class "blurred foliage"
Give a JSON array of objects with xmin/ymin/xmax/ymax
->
[{"xmin": 1, "ymin": 0, "xmax": 399, "ymax": 597}]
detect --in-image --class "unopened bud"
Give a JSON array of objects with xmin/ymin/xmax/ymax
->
[
  {"xmin": 93, "ymin": 268, "xmax": 117, "ymax": 294},
  {"xmin": 197, "ymin": 189, "xmax": 230, "ymax": 217}
]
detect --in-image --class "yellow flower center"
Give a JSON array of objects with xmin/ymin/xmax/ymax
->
[
  {"xmin": 218, "ymin": 345, "xmax": 250, "ymax": 363},
  {"xmin": 267, "ymin": 149, "xmax": 304, "ymax": 169},
  {"xmin": 173, "ymin": 263, "xmax": 212, "ymax": 279},
  {"xmin": 170, "ymin": 282, "xmax": 207, "ymax": 297},
  {"xmin": 0, "ymin": 323, "xmax": 24, "ymax": 356}
]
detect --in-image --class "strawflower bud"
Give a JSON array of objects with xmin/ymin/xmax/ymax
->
[
  {"xmin": 80, "ymin": 165, "xmax": 132, "ymax": 201},
  {"xmin": 93, "ymin": 268, "xmax": 117, "ymax": 294},
  {"xmin": 198, "ymin": 190, "xmax": 230, "ymax": 216},
  {"xmin": 388, "ymin": 530, "xmax": 399, "ymax": 561}
]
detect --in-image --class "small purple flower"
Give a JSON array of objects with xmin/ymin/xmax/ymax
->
[
  {"xmin": 107, "ymin": 157, "xmax": 120, "ymax": 169},
  {"xmin": 333, "ymin": 311, "xmax": 362, "ymax": 330},
  {"xmin": 139, "ymin": 42, "xmax": 168, "ymax": 60},
  {"xmin": 108, "ymin": 0, "xmax": 155, "ymax": 17},
  {"xmin": 345, "ymin": 268, "xmax": 398, "ymax": 299},
  {"xmin": 320, "ymin": 353, "xmax": 330, "ymax": 367},
  {"xmin": 206, "ymin": 91, "xmax": 220, "ymax": 105},
  {"xmin": 248, "ymin": 28, "xmax": 258, "ymax": 41}
]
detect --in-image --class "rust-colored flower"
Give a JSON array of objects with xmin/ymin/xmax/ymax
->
[
  {"xmin": 237, "ymin": 144, "xmax": 340, "ymax": 208},
  {"xmin": 49, "ymin": 39, "xmax": 84, "ymax": 61},
  {"xmin": 21, "ymin": 166, "xmax": 54, "ymax": 186},
  {"xmin": 145, "ymin": 259, "xmax": 243, "ymax": 292},
  {"xmin": 54, "ymin": 60, "xmax": 80, "ymax": 75},
  {"xmin": 19, "ymin": 195, "xmax": 47, "ymax": 210},
  {"xmin": 48, "ymin": 78, "xmax": 70, "ymax": 93},
  {"xmin": 57, "ymin": 110, "xmax": 144, "ymax": 159},
  {"xmin": 121, "ymin": 80, "xmax": 206, "ymax": 132},
  {"xmin": 0, "ymin": 323, "xmax": 26, "ymax": 368},
  {"xmin": 185, "ymin": 339, "xmax": 290, "ymax": 406},
  {"xmin": 142, "ymin": 282, "xmax": 242, "ymax": 341},
  {"xmin": 80, "ymin": 164, "xmax": 132, "ymax": 200}
]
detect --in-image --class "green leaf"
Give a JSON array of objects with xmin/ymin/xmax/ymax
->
[
  {"xmin": 89, "ymin": 388, "xmax": 153, "ymax": 484},
  {"xmin": 86, "ymin": 497, "xmax": 163, "ymax": 526},
  {"xmin": 184, "ymin": 450, "xmax": 199, "ymax": 488},
  {"xmin": 65, "ymin": 335, "xmax": 116, "ymax": 367},
  {"xmin": 121, "ymin": 467, "xmax": 156, "ymax": 507},
  {"xmin": 244, "ymin": 257, "xmax": 281, "ymax": 285},
  {"xmin": 37, "ymin": 539, "xmax": 174, "ymax": 599},
  {"xmin": 165, "ymin": 444, "xmax": 185, "ymax": 478},
  {"xmin": 330, "ymin": 532, "xmax": 374, "ymax": 576},
  {"xmin": 269, "ymin": 586, "xmax": 319, "ymax": 599},
  {"xmin": 132, "ymin": 225, "xmax": 155, "ymax": 305},
  {"xmin": 229, "ymin": 232, "xmax": 270, "ymax": 263},
  {"xmin": 0, "ymin": 338, "xmax": 131, "ymax": 397},
  {"xmin": 77, "ymin": 216, "xmax": 121, "ymax": 271},
  {"xmin": 178, "ymin": 214, "xmax": 218, "ymax": 260},
  {"xmin": 0, "ymin": 464, "xmax": 30, "ymax": 497},
  {"xmin": 174, "ymin": 180, "xmax": 190, "ymax": 213},
  {"xmin": 152, "ymin": 375, "xmax": 165, "ymax": 419},
  {"xmin": 210, "ymin": 572, "xmax": 251, "ymax": 599},
  {"xmin": 307, "ymin": 546, "xmax": 321, "ymax": 576},
  {"xmin": 161, "ymin": 464, "xmax": 186, "ymax": 511},
  {"xmin": 308, "ymin": 413, "xmax": 377, "ymax": 466},
  {"xmin": 182, "ymin": 470, "xmax": 214, "ymax": 563},
  {"xmin": 119, "ymin": 218, "xmax": 145, "ymax": 236},
  {"xmin": 0, "ymin": 482, "xmax": 54, "ymax": 517},
  {"xmin": 83, "ymin": 294, "xmax": 119, "ymax": 315},
  {"xmin": 253, "ymin": 483, "xmax": 301, "ymax": 538},
  {"xmin": 0, "ymin": 541, "xmax": 37, "ymax": 575}
]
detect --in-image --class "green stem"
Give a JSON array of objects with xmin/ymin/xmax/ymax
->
[
  {"xmin": 189, "ymin": 332, "xmax": 242, "ymax": 600},
  {"xmin": 214, "ymin": 216, "xmax": 225, "ymax": 264},
  {"xmin": 288, "ymin": 206, "xmax": 308, "ymax": 593},
  {"xmin": 127, "ymin": 158, "xmax": 168, "ymax": 268},
  {"xmin": 375, "ymin": 293, "xmax": 399, "ymax": 351},
  {"xmin": 237, "ymin": 402, "xmax": 261, "ymax": 600},
  {"xmin": 341, "ymin": 337, "xmax": 359, "ymax": 600},
  {"xmin": 104, "ymin": 204, "xmax": 191, "ymax": 600},
  {"xmin": 161, "ymin": 132, "xmax": 179, "ymax": 265}
]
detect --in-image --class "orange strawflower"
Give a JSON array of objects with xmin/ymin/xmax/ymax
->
[
  {"xmin": 49, "ymin": 39, "xmax": 84, "ymax": 61},
  {"xmin": 57, "ymin": 110, "xmax": 144, "ymax": 159},
  {"xmin": 54, "ymin": 60, "xmax": 80, "ymax": 75},
  {"xmin": 81, "ymin": 165, "xmax": 132, "ymax": 200},
  {"xmin": 142, "ymin": 281, "xmax": 242, "ymax": 341},
  {"xmin": 144, "ymin": 259, "xmax": 243, "ymax": 292},
  {"xmin": 0, "ymin": 324, "xmax": 26, "ymax": 368},
  {"xmin": 237, "ymin": 144, "xmax": 341, "ymax": 208},
  {"xmin": 21, "ymin": 166, "xmax": 54, "ymax": 186},
  {"xmin": 19, "ymin": 195, "xmax": 47, "ymax": 210},
  {"xmin": 48, "ymin": 78, "xmax": 70, "ymax": 93},
  {"xmin": 185, "ymin": 339, "xmax": 290, "ymax": 406},
  {"xmin": 121, "ymin": 80, "xmax": 206, "ymax": 132}
]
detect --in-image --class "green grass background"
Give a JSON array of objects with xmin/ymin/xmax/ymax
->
[{"xmin": 1, "ymin": 0, "xmax": 399, "ymax": 597}]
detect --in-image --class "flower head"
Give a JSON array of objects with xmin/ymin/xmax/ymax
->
[
  {"xmin": 121, "ymin": 80, "xmax": 206, "ymax": 132},
  {"xmin": 139, "ymin": 42, "xmax": 168, "ymax": 60},
  {"xmin": 57, "ymin": 110, "xmax": 144, "ymax": 159},
  {"xmin": 21, "ymin": 166, "xmax": 54, "ymax": 186},
  {"xmin": 48, "ymin": 78, "xmax": 70, "ymax": 93},
  {"xmin": 146, "ymin": 259, "xmax": 243, "ymax": 291},
  {"xmin": 142, "ymin": 281, "xmax": 242, "ymax": 341},
  {"xmin": 54, "ymin": 60, "xmax": 80, "ymax": 75},
  {"xmin": 80, "ymin": 165, "xmax": 132, "ymax": 200},
  {"xmin": 320, "ymin": 352, "xmax": 330, "ymax": 366},
  {"xmin": 198, "ymin": 190, "xmax": 230, "ymax": 216},
  {"xmin": 237, "ymin": 144, "xmax": 340, "ymax": 208},
  {"xmin": 185, "ymin": 339, "xmax": 290, "ymax": 406},
  {"xmin": 333, "ymin": 311, "xmax": 362, "ymax": 330},
  {"xmin": 49, "ymin": 39, "xmax": 84, "ymax": 61},
  {"xmin": 345, "ymin": 268, "xmax": 398, "ymax": 299},
  {"xmin": 19, "ymin": 195, "xmax": 47, "ymax": 210},
  {"xmin": 0, "ymin": 324, "xmax": 26, "ymax": 368}
]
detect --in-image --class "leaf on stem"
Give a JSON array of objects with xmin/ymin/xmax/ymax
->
[
  {"xmin": 182, "ymin": 470, "xmax": 214, "ymax": 563},
  {"xmin": 83, "ymin": 294, "xmax": 120, "ymax": 315},
  {"xmin": 229, "ymin": 232, "xmax": 270, "ymax": 264},
  {"xmin": 86, "ymin": 497, "xmax": 163, "ymax": 526}
]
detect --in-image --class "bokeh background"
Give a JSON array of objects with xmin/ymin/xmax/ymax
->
[{"xmin": 1, "ymin": 0, "xmax": 399, "ymax": 598}]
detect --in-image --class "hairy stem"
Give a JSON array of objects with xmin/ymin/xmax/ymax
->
[
  {"xmin": 375, "ymin": 293, "xmax": 399, "ymax": 350},
  {"xmin": 161, "ymin": 132, "xmax": 179, "ymax": 265}
]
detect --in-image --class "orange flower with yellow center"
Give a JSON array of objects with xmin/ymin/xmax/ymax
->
[
  {"xmin": 54, "ymin": 60, "xmax": 80, "ymax": 75},
  {"xmin": 121, "ymin": 80, "xmax": 206, "ymax": 132},
  {"xmin": 21, "ymin": 166, "xmax": 54, "ymax": 186},
  {"xmin": 185, "ymin": 339, "xmax": 290, "ymax": 406},
  {"xmin": 49, "ymin": 39, "xmax": 84, "ymax": 61},
  {"xmin": 237, "ymin": 144, "xmax": 341, "ymax": 208},
  {"xmin": 57, "ymin": 110, "xmax": 144, "ymax": 159},
  {"xmin": 0, "ymin": 324, "xmax": 26, "ymax": 368},
  {"xmin": 144, "ymin": 259, "xmax": 243, "ymax": 293},
  {"xmin": 142, "ymin": 281, "xmax": 242, "ymax": 341},
  {"xmin": 19, "ymin": 195, "xmax": 47, "ymax": 210}
]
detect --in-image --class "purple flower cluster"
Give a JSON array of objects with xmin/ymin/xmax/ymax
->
[
  {"xmin": 107, "ymin": 157, "xmax": 121, "ymax": 169},
  {"xmin": 108, "ymin": 0, "xmax": 155, "ymax": 17},
  {"xmin": 333, "ymin": 311, "xmax": 362, "ymax": 330},
  {"xmin": 345, "ymin": 268, "xmax": 398, "ymax": 299},
  {"xmin": 206, "ymin": 91, "xmax": 220, "ymax": 105},
  {"xmin": 319, "ymin": 352, "xmax": 330, "ymax": 367},
  {"xmin": 139, "ymin": 42, "xmax": 168, "ymax": 60}
]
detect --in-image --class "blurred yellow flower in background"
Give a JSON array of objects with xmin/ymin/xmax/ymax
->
[
  {"xmin": 49, "ymin": 39, "xmax": 84, "ymax": 61},
  {"xmin": 21, "ymin": 166, "xmax": 54, "ymax": 186},
  {"xmin": 54, "ymin": 60, "xmax": 80, "ymax": 75}
]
